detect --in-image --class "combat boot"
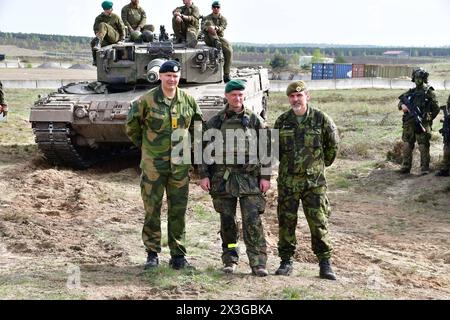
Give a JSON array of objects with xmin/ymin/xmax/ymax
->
[
  {"xmin": 144, "ymin": 252, "xmax": 159, "ymax": 270},
  {"xmin": 398, "ymin": 167, "xmax": 410, "ymax": 174},
  {"xmin": 251, "ymin": 265, "xmax": 268, "ymax": 277},
  {"xmin": 92, "ymin": 37, "xmax": 101, "ymax": 51},
  {"xmin": 169, "ymin": 255, "xmax": 196, "ymax": 270},
  {"xmin": 223, "ymin": 74, "xmax": 231, "ymax": 83},
  {"xmin": 222, "ymin": 263, "xmax": 237, "ymax": 274},
  {"xmin": 435, "ymin": 169, "xmax": 449, "ymax": 177},
  {"xmin": 275, "ymin": 260, "xmax": 293, "ymax": 276},
  {"xmin": 319, "ymin": 259, "xmax": 336, "ymax": 280}
]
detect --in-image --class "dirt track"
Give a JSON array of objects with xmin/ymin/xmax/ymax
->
[{"xmin": 0, "ymin": 151, "xmax": 449, "ymax": 299}]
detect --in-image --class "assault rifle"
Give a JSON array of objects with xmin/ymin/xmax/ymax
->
[
  {"xmin": 439, "ymin": 105, "xmax": 450, "ymax": 147},
  {"xmin": 400, "ymin": 93, "xmax": 426, "ymax": 133}
]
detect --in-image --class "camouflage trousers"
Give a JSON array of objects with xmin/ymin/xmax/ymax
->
[
  {"xmin": 140, "ymin": 169, "xmax": 189, "ymax": 257},
  {"xmin": 438, "ymin": 145, "xmax": 450, "ymax": 170},
  {"xmin": 212, "ymin": 195, "xmax": 267, "ymax": 267},
  {"xmin": 204, "ymin": 35, "xmax": 233, "ymax": 76},
  {"xmin": 401, "ymin": 122, "xmax": 432, "ymax": 172},
  {"xmin": 277, "ymin": 185, "xmax": 333, "ymax": 261},
  {"xmin": 172, "ymin": 18, "xmax": 198, "ymax": 48},
  {"xmin": 95, "ymin": 22, "xmax": 121, "ymax": 46}
]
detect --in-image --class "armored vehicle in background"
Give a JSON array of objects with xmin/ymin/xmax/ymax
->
[{"xmin": 29, "ymin": 29, "xmax": 270, "ymax": 169}]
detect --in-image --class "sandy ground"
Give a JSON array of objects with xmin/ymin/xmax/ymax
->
[{"xmin": 0, "ymin": 149, "xmax": 449, "ymax": 300}]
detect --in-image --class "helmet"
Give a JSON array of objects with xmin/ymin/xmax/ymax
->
[
  {"xmin": 141, "ymin": 30, "xmax": 154, "ymax": 43},
  {"xmin": 130, "ymin": 31, "xmax": 142, "ymax": 42},
  {"xmin": 411, "ymin": 68, "xmax": 429, "ymax": 83}
]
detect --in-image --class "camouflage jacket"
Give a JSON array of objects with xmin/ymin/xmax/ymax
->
[
  {"xmin": 275, "ymin": 106, "xmax": 339, "ymax": 190},
  {"xmin": 121, "ymin": 3, "xmax": 147, "ymax": 30},
  {"xmin": 398, "ymin": 85, "xmax": 440, "ymax": 126},
  {"xmin": 202, "ymin": 13, "xmax": 228, "ymax": 38},
  {"xmin": 173, "ymin": 3, "xmax": 200, "ymax": 30},
  {"xmin": 199, "ymin": 105, "xmax": 271, "ymax": 197},
  {"xmin": 0, "ymin": 81, "xmax": 5, "ymax": 105},
  {"xmin": 93, "ymin": 12, "xmax": 125, "ymax": 39},
  {"xmin": 126, "ymin": 86, "xmax": 203, "ymax": 174}
]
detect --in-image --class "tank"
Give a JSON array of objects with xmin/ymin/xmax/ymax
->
[{"xmin": 29, "ymin": 28, "xmax": 270, "ymax": 169}]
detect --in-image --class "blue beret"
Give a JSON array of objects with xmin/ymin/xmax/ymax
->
[
  {"xmin": 102, "ymin": 1, "xmax": 113, "ymax": 10},
  {"xmin": 225, "ymin": 79, "xmax": 246, "ymax": 93},
  {"xmin": 159, "ymin": 60, "xmax": 181, "ymax": 73}
]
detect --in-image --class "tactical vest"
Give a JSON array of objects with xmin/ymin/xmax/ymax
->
[
  {"xmin": 402, "ymin": 86, "xmax": 434, "ymax": 124},
  {"xmin": 279, "ymin": 109, "xmax": 325, "ymax": 176}
]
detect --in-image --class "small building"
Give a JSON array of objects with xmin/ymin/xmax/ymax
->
[{"xmin": 383, "ymin": 50, "xmax": 410, "ymax": 58}]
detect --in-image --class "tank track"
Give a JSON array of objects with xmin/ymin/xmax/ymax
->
[{"xmin": 33, "ymin": 122, "xmax": 91, "ymax": 169}]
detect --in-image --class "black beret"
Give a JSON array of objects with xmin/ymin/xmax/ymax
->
[{"xmin": 159, "ymin": 60, "xmax": 181, "ymax": 73}]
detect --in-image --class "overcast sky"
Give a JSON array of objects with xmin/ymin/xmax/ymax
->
[{"xmin": 0, "ymin": 0, "xmax": 449, "ymax": 46}]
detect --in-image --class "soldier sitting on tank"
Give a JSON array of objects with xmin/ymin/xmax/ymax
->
[
  {"xmin": 202, "ymin": 1, "xmax": 233, "ymax": 83},
  {"xmin": 172, "ymin": 0, "xmax": 200, "ymax": 48},
  {"xmin": 90, "ymin": 1, "xmax": 126, "ymax": 65},
  {"xmin": 121, "ymin": 0, "xmax": 155, "ymax": 43}
]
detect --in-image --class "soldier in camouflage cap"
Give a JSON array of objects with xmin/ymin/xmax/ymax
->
[
  {"xmin": 126, "ymin": 60, "xmax": 204, "ymax": 270},
  {"xmin": 90, "ymin": 1, "xmax": 126, "ymax": 65},
  {"xmin": 436, "ymin": 95, "xmax": 450, "ymax": 177},
  {"xmin": 274, "ymin": 81, "xmax": 339, "ymax": 280},
  {"xmin": 199, "ymin": 79, "xmax": 271, "ymax": 277},
  {"xmin": 397, "ymin": 68, "xmax": 440, "ymax": 175},
  {"xmin": 121, "ymin": 0, "xmax": 155, "ymax": 39},
  {"xmin": 172, "ymin": 0, "xmax": 200, "ymax": 48},
  {"xmin": 201, "ymin": 1, "xmax": 233, "ymax": 83},
  {"xmin": 0, "ymin": 81, "xmax": 8, "ymax": 117}
]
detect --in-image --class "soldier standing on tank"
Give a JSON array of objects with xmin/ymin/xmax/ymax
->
[
  {"xmin": 397, "ymin": 68, "xmax": 440, "ymax": 175},
  {"xmin": 201, "ymin": 1, "xmax": 233, "ymax": 83},
  {"xmin": 274, "ymin": 81, "xmax": 339, "ymax": 280},
  {"xmin": 121, "ymin": 0, "xmax": 155, "ymax": 41},
  {"xmin": 172, "ymin": 0, "xmax": 200, "ymax": 48},
  {"xmin": 436, "ymin": 95, "xmax": 450, "ymax": 177},
  {"xmin": 0, "ymin": 81, "xmax": 8, "ymax": 118},
  {"xmin": 126, "ymin": 60, "xmax": 204, "ymax": 270},
  {"xmin": 90, "ymin": 1, "xmax": 126, "ymax": 65},
  {"xmin": 199, "ymin": 79, "xmax": 271, "ymax": 277}
]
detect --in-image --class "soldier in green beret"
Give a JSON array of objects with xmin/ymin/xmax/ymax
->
[
  {"xmin": 172, "ymin": 0, "xmax": 200, "ymax": 48},
  {"xmin": 274, "ymin": 81, "xmax": 339, "ymax": 280},
  {"xmin": 201, "ymin": 1, "xmax": 233, "ymax": 83},
  {"xmin": 0, "ymin": 81, "xmax": 8, "ymax": 118},
  {"xmin": 199, "ymin": 79, "xmax": 271, "ymax": 277},
  {"xmin": 126, "ymin": 60, "xmax": 204, "ymax": 270},
  {"xmin": 121, "ymin": 0, "xmax": 155, "ymax": 35},
  {"xmin": 90, "ymin": 1, "xmax": 126, "ymax": 65}
]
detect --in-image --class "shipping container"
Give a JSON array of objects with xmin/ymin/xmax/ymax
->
[
  {"xmin": 311, "ymin": 63, "xmax": 324, "ymax": 80},
  {"xmin": 364, "ymin": 64, "xmax": 413, "ymax": 79},
  {"xmin": 335, "ymin": 64, "xmax": 353, "ymax": 79},
  {"xmin": 322, "ymin": 63, "xmax": 335, "ymax": 79},
  {"xmin": 352, "ymin": 64, "xmax": 365, "ymax": 78}
]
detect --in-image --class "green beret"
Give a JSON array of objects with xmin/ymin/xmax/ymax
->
[
  {"xmin": 225, "ymin": 79, "xmax": 247, "ymax": 93},
  {"xmin": 212, "ymin": 1, "xmax": 221, "ymax": 7},
  {"xmin": 286, "ymin": 80, "xmax": 307, "ymax": 96},
  {"xmin": 159, "ymin": 60, "xmax": 181, "ymax": 73},
  {"xmin": 102, "ymin": 1, "xmax": 113, "ymax": 10}
]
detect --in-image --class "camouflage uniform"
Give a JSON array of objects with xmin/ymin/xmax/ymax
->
[
  {"xmin": 121, "ymin": 2, "xmax": 154, "ymax": 32},
  {"xmin": 275, "ymin": 106, "xmax": 339, "ymax": 261},
  {"xmin": 172, "ymin": 3, "xmax": 200, "ymax": 46},
  {"xmin": 398, "ymin": 85, "xmax": 440, "ymax": 172},
  {"xmin": 93, "ymin": 12, "xmax": 125, "ymax": 46},
  {"xmin": 126, "ymin": 86, "xmax": 203, "ymax": 257},
  {"xmin": 0, "ymin": 81, "xmax": 7, "ymax": 117},
  {"xmin": 438, "ymin": 99, "xmax": 450, "ymax": 172},
  {"xmin": 199, "ymin": 106, "xmax": 270, "ymax": 268},
  {"xmin": 202, "ymin": 13, "xmax": 233, "ymax": 77}
]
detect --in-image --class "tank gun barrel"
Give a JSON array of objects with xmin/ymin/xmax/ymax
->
[{"xmin": 146, "ymin": 58, "xmax": 167, "ymax": 83}]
